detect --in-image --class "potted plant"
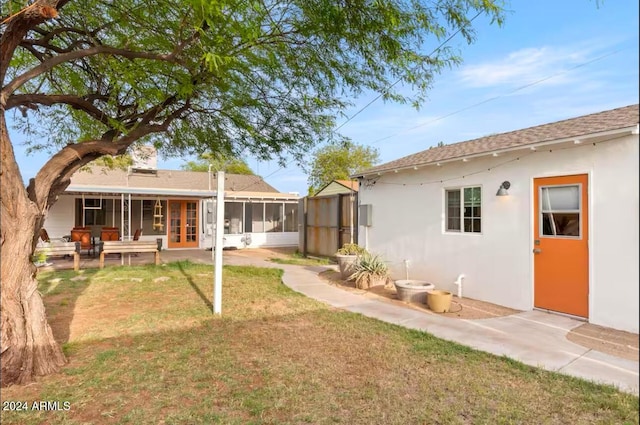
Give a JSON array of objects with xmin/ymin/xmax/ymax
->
[
  {"xmin": 349, "ymin": 252, "xmax": 389, "ymax": 289},
  {"xmin": 335, "ymin": 243, "xmax": 367, "ymax": 280},
  {"xmin": 33, "ymin": 244, "xmax": 51, "ymax": 267}
]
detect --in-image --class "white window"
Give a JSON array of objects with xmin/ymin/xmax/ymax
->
[
  {"xmin": 445, "ymin": 186, "xmax": 481, "ymax": 233},
  {"xmin": 540, "ymin": 185, "xmax": 581, "ymax": 238}
]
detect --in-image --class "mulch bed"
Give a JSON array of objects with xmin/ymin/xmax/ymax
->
[{"xmin": 318, "ymin": 270, "xmax": 520, "ymax": 320}]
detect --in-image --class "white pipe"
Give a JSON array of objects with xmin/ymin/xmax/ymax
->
[
  {"xmin": 403, "ymin": 259, "xmax": 410, "ymax": 280},
  {"xmin": 453, "ymin": 274, "xmax": 465, "ymax": 299}
]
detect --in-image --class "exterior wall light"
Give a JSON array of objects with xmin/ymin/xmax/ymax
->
[{"xmin": 496, "ymin": 181, "xmax": 511, "ymax": 196}]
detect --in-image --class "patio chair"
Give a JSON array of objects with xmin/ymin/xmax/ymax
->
[
  {"xmin": 100, "ymin": 227, "xmax": 120, "ymax": 242},
  {"xmin": 39, "ymin": 228, "xmax": 51, "ymax": 243},
  {"xmin": 70, "ymin": 229, "xmax": 94, "ymax": 257},
  {"xmin": 100, "ymin": 228, "xmax": 121, "ymax": 259},
  {"xmin": 39, "ymin": 228, "xmax": 68, "ymax": 243}
]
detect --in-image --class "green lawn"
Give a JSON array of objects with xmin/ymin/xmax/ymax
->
[{"xmin": 1, "ymin": 261, "xmax": 637, "ymax": 424}]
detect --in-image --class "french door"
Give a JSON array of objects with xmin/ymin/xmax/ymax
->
[{"xmin": 168, "ymin": 200, "xmax": 199, "ymax": 248}]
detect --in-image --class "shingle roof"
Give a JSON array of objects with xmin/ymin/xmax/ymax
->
[
  {"xmin": 70, "ymin": 167, "xmax": 281, "ymax": 193},
  {"xmin": 355, "ymin": 104, "xmax": 639, "ymax": 176}
]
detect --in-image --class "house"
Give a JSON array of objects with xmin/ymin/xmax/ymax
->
[
  {"xmin": 352, "ymin": 104, "xmax": 639, "ymax": 333},
  {"xmin": 313, "ymin": 179, "xmax": 359, "ymax": 197},
  {"xmin": 44, "ymin": 151, "xmax": 300, "ymax": 250}
]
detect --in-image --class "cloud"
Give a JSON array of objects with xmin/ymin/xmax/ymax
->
[{"xmin": 456, "ymin": 45, "xmax": 597, "ymax": 89}]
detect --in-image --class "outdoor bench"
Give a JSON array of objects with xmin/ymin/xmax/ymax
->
[
  {"xmin": 35, "ymin": 241, "xmax": 80, "ymax": 271},
  {"xmin": 97, "ymin": 239, "xmax": 162, "ymax": 268}
]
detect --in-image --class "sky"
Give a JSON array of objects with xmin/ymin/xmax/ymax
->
[{"xmin": 8, "ymin": 0, "xmax": 640, "ymax": 196}]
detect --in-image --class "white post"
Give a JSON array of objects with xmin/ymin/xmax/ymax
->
[
  {"xmin": 213, "ymin": 171, "xmax": 225, "ymax": 315},
  {"xmin": 349, "ymin": 189, "xmax": 354, "ymax": 244},
  {"xmin": 127, "ymin": 193, "xmax": 132, "ymax": 240}
]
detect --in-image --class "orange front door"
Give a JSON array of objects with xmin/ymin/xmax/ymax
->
[
  {"xmin": 533, "ymin": 174, "xmax": 588, "ymax": 318},
  {"xmin": 168, "ymin": 200, "xmax": 199, "ymax": 248}
]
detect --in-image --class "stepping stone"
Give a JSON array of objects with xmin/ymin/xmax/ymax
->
[
  {"xmin": 48, "ymin": 278, "xmax": 62, "ymax": 284},
  {"xmin": 130, "ymin": 278, "xmax": 143, "ymax": 282},
  {"xmin": 70, "ymin": 275, "xmax": 88, "ymax": 281},
  {"xmin": 154, "ymin": 276, "xmax": 170, "ymax": 282}
]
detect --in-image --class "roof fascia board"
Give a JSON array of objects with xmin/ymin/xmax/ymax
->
[
  {"xmin": 66, "ymin": 187, "xmax": 299, "ymax": 200},
  {"xmin": 66, "ymin": 185, "xmax": 217, "ymax": 197},
  {"xmin": 226, "ymin": 195, "xmax": 300, "ymax": 201},
  {"xmin": 354, "ymin": 125, "xmax": 637, "ymax": 178}
]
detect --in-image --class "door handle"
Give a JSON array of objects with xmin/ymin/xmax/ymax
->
[{"xmin": 533, "ymin": 248, "xmax": 542, "ymax": 254}]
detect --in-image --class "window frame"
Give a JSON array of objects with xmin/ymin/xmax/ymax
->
[
  {"xmin": 444, "ymin": 185, "xmax": 483, "ymax": 234},
  {"xmin": 538, "ymin": 183, "xmax": 583, "ymax": 240}
]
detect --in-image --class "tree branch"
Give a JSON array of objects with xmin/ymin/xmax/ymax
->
[
  {"xmin": 0, "ymin": 1, "xmax": 70, "ymax": 85},
  {"xmin": 27, "ymin": 101, "xmax": 190, "ymax": 208},
  {"xmin": 6, "ymin": 94, "xmax": 113, "ymax": 126},
  {"xmin": 3, "ymin": 45, "xmax": 181, "ymax": 99},
  {"xmin": 26, "ymin": 140, "xmax": 130, "ymax": 209}
]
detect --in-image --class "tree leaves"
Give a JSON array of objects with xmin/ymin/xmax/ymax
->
[
  {"xmin": 307, "ymin": 139, "xmax": 380, "ymax": 195},
  {"xmin": 3, "ymin": 0, "xmax": 505, "ymax": 169}
]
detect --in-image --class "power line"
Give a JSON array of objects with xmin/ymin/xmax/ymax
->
[
  {"xmin": 243, "ymin": 18, "xmax": 626, "ymax": 192},
  {"xmin": 255, "ymin": 44, "xmax": 624, "ymax": 194},
  {"xmin": 238, "ymin": 10, "xmax": 489, "ymax": 190},
  {"xmin": 369, "ymin": 47, "xmax": 628, "ymax": 146},
  {"xmin": 231, "ymin": 163, "xmax": 289, "ymax": 192},
  {"xmin": 333, "ymin": 11, "xmax": 484, "ymax": 133}
]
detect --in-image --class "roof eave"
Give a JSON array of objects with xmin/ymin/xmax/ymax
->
[
  {"xmin": 352, "ymin": 125, "xmax": 638, "ymax": 179},
  {"xmin": 65, "ymin": 185, "xmax": 217, "ymax": 197},
  {"xmin": 65, "ymin": 185, "xmax": 300, "ymax": 200}
]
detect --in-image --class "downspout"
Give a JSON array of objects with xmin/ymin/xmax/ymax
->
[{"xmin": 349, "ymin": 188, "xmax": 354, "ymax": 244}]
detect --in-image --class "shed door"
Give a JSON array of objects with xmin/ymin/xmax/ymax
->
[{"xmin": 533, "ymin": 174, "xmax": 588, "ymax": 318}]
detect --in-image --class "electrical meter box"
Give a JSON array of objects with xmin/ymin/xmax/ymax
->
[{"xmin": 359, "ymin": 204, "xmax": 372, "ymax": 227}]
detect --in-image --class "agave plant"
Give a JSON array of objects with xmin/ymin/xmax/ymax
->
[{"xmin": 349, "ymin": 252, "xmax": 389, "ymax": 289}]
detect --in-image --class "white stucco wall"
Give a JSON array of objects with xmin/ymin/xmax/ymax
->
[
  {"xmin": 246, "ymin": 232, "xmax": 299, "ymax": 247},
  {"xmin": 45, "ymin": 196, "xmax": 75, "ymax": 239},
  {"xmin": 359, "ymin": 134, "xmax": 639, "ymax": 333}
]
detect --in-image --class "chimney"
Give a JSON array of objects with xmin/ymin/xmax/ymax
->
[{"xmin": 130, "ymin": 145, "xmax": 158, "ymax": 170}]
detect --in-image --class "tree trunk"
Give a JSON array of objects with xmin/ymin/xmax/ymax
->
[{"xmin": 1, "ymin": 113, "xmax": 66, "ymax": 387}]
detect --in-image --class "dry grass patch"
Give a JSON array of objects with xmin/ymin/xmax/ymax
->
[
  {"xmin": 567, "ymin": 323, "xmax": 639, "ymax": 362},
  {"xmin": 1, "ymin": 261, "xmax": 637, "ymax": 425}
]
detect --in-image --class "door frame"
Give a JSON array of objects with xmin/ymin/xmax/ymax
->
[
  {"xmin": 530, "ymin": 170, "xmax": 593, "ymax": 318},
  {"xmin": 167, "ymin": 199, "xmax": 200, "ymax": 249}
]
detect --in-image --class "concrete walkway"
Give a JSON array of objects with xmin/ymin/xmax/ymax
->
[{"xmin": 219, "ymin": 252, "xmax": 639, "ymax": 396}]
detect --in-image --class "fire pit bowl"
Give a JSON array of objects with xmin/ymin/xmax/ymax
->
[{"xmin": 394, "ymin": 280, "xmax": 435, "ymax": 304}]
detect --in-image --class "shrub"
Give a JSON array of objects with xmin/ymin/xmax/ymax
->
[
  {"xmin": 349, "ymin": 252, "xmax": 389, "ymax": 289},
  {"xmin": 336, "ymin": 243, "xmax": 367, "ymax": 256}
]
